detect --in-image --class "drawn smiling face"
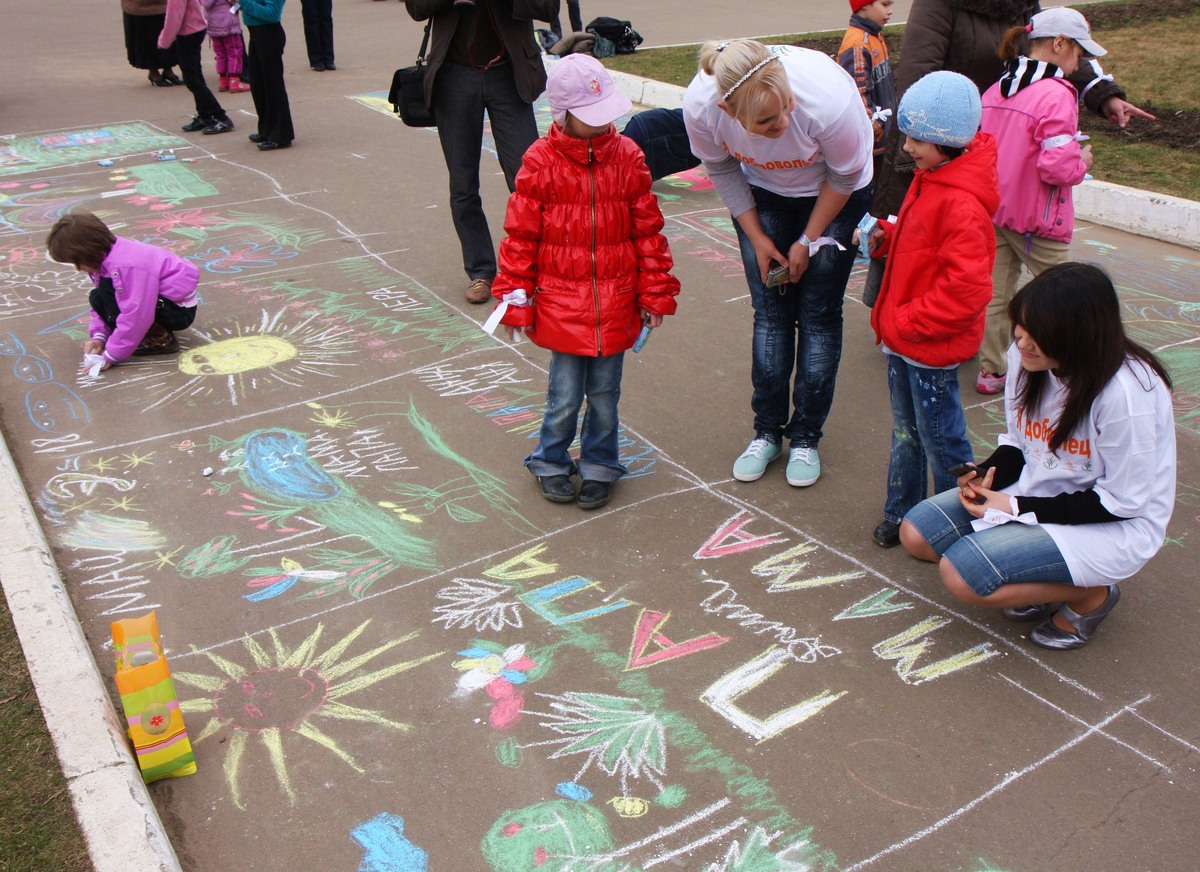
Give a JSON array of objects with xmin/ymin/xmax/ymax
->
[{"xmin": 179, "ymin": 335, "xmax": 298, "ymax": 376}]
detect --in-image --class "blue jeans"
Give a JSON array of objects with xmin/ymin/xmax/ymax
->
[
  {"xmin": 734, "ymin": 185, "xmax": 870, "ymax": 448},
  {"xmin": 883, "ymin": 355, "xmax": 974, "ymax": 524},
  {"xmin": 621, "ymin": 108, "xmax": 700, "ymax": 181},
  {"xmin": 904, "ymin": 489, "xmax": 1075, "ymax": 596},
  {"xmin": 525, "ymin": 351, "xmax": 627, "ymax": 483},
  {"xmin": 433, "ymin": 62, "xmax": 538, "ymax": 280}
]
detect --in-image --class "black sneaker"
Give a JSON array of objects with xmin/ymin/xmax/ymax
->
[
  {"xmin": 202, "ymin": 117, "xmax": 235, "ymax": 135},
  {"xmin": 578, "ymin": 480, "xmax": 612, "ymax": 510},
  {"xmin": 182, "ymin": 115, "xmax": 214, "ymax": 132},
  {"xmin": 538, "ymin": 475, "xmax": 575, "ymax": 503}
]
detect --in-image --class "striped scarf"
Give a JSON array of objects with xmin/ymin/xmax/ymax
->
[{"xmin": 997, "ymin": 57, "xmax": 1064, "ymax": 97}]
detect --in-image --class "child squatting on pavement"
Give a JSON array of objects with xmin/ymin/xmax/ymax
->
[{"xmin": 47, "ymin": 210, "xmax": 199, "ymax": 373}]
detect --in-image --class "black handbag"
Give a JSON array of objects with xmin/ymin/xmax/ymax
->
[{"xmin": 389, "ymin": 21, "xmax": 436, "ymax": 127}]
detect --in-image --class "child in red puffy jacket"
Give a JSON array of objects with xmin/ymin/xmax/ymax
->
[
  {"xmin": 867, "ymin": 71, "xmax": 999, "ymax": 548},
  {"xmin": 491, "ymin": 54, "xmax": 680, "ymax": 510}
]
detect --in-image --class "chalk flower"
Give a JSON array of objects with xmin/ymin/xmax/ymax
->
[{"xmin": 453, "ymin": 642, "xmax": 535, "ymax": 694}]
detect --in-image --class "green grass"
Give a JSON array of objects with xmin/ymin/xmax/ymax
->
[
  {"xmin": 0, "ymin": 598, "xmax": 93, "ymax": 872},
  {"xmin": 604, "ymin": 14, "xmax": 1200, "ymax": 202}
]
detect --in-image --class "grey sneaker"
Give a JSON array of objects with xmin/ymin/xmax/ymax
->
[
  {"xmin": 786, "ymin": 446, "xmax": 820, "ymax": 487},
  {"xmin": 732, "ymin": 437, "xmax": 782, "ymax": 481}
]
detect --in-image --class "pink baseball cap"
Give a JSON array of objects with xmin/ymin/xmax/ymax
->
[{"xmin": 546, "ymin": 54, "xmax": 632, "ymax": 127}]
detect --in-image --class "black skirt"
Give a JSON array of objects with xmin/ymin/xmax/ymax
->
[{"xmin": 123, "ymin": 12, "xmax": 178, "ymax": 70}]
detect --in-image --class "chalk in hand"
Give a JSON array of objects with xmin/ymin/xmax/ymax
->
[{"xmin": 632, "ymin": 324, "xmax": 652, "ymax": 353}]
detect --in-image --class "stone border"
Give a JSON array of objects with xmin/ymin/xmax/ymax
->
[
  {"xmin": 606, "ymin": 70, "xmax": 1200, "ymax": 251},
  {"xmin": 0, "ymin": 433, "xmax": 180, "ymax": 872}
]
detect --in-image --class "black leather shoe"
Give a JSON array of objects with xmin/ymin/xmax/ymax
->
[
  {"xmin": 324, "ymin": 63, "xmax": 336, "ymax": 71},
  {"xmin": 538, "ymin": 475, "xmax": 575, "ymax": 503},
  {"xmin": 872, "ymin": 520, "xmax": 900, "ymax": 548},
  {"xmin": 1003, "ymin": 603, "xmax": 1055, "ymax": 622},
  {"xmin": 248, "ymin": 133, "xmax": 266, "ymax": 143},
  {"xmin": 181, "ymin": 115, "xmax": 214, "ymax": 132},
  {"xmin": 311, "ymin": 64, "xmax": 326, "ymax": 71},
  {"xmin": 578, "ymin": 480, "xmax": 612, "ymax": 510},
  {"xmin": 256, "ymin": 140, "xmax": 291, "ymax": 151},
  {"xmin": 162, "ymin": 70, "xmax": 184, "ymax": 86}
]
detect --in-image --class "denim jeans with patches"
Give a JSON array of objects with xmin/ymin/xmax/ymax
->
[{"xmin": 883, "ymin": 354, "xmax": 974, "ymax": 525}]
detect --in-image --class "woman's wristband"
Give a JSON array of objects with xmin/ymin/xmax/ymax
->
[{"xmin": 797, "ymin": 233, "xmax": 813, "ymax": 247}]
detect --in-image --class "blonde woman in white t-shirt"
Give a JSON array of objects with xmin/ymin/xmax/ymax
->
[
  {"xmin": 900, "ymin": 262, "xmax": 1176, "ymax": 650},
  {"xmin": 683, "ymin": 39, "xmax": 874, "ymax": 489}
]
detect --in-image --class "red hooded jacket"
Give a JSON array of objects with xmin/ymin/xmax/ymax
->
[
  {"xmin": 870, "ymin": 131, "xmax": 1000, "ymax": 367},
  {"xmin": 493, "ymin": 123, "xmax": 679, "ymax": 356}
]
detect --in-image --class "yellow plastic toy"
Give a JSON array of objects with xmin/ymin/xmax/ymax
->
[{"xmin": 111, "ymin": 611, "xmax": 196, "ymax": 782}]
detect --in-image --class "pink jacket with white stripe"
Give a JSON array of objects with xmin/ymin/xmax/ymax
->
[
  {"xmin": 980, "ymin": 75, "xmax": 1088, "ymax": 244},
  {"xmin": 159, "ymin": 0, "xmax": 208, "ymax": 47}
]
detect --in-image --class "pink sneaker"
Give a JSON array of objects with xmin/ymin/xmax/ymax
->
[{"xmin": 976, "ymin": 370, "xmax": 1005, "ymax": 395}]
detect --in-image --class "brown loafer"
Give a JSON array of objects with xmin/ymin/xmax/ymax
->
[{"xmin": 465, "ymin": 277, "xmax": 493, "ymax": 304}]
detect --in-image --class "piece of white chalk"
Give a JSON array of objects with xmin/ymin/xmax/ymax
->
[{"xmin": 202, "ymin": 467, "xmax": 214, "ymax": 476}]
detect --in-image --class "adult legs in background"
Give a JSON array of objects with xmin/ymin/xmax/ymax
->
[
  {"xmin": 247, "ymin": 23, "xmax": 294, "ymax": 147},
  {"xmin": 979, "ymin": 225, "xmax": 1071, "ymax": 378},
  {"xmin": 433, "ymin": 62, "xmax": 537, "ymax": 283},
  {"xmin": 300, "ymin": 0, "xmax": 335, "ymax": 69},
  {"xmin": 550, "ymin": 0, "xmax": 584, "ymax": 37},
  {"xmin": 882, "ymin": 356, "xmax": 973, "ymax": 527},
  {"xmin": 174, "ymin": 30, "xmax": 231, "ymax": 129}
]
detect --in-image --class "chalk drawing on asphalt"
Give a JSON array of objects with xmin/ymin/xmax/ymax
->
[{"xmin": 173, "ymin": 620, "xmax": 444, "ymax": 808}]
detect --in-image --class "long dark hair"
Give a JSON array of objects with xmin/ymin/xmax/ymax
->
[{"xmin": 1007, "ymin": 262, "xmax": 1171, "ymax": 453}]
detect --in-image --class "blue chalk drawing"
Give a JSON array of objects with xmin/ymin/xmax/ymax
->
[{"xmin": 352, "ymin": 813, "xmax": 429, "ymax": 872}]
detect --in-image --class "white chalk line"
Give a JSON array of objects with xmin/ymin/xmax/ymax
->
[
  {"xmin": 842, "ymin": 696, "xmax": 1152, "ymax": 871},
  {"xmin": 998, "ymin": 673, "xmax": 1168, "ymax": 768}
]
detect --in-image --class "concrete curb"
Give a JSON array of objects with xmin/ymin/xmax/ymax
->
[
  {"xmin": 0, "ymin": 433, "xmax": 180, "ymax": 872},
  {"xmin": 607, "ymin": 70, "xmax": 1200, "ymax": 251}
]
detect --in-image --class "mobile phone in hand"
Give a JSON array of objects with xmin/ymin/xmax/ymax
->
[
  {"xmin": 949, "ymin": 462, "xmax": 978, "ymax": 478},
  {"xmin": 765, "ymin": 264, "xmax": 789, "ymax": 288}
]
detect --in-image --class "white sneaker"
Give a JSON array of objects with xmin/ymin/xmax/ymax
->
[
  {"xmin": 786, "ymin": 446, "xmax": 820, "ymax": 487},
  {"xmin": 732, "ymin": 437, "xmax": 782, "ymax": 481}
]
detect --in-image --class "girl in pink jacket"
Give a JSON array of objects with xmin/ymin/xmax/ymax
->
[
  {"xmin": 202, "ymin": 0, "xmax": 251, "ymax": 93},
  {"xmin": 976, "ymin": 8, "xmax": 1104, "ymax": 396}
]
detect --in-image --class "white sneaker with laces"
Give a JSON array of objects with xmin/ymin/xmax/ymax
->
[
  {"xmin": 786, "ymin": 446, "xmax": 820, "ymax": 487},
  {"xmin": 732, "ymin": 437, "xmax": 782, "ymax": 481}
]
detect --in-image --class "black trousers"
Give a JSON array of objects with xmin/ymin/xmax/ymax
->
[
  {"xmin": 300, "ymin": 0, "xmax": 334, "ymax": 67},
  {"xmin": 176, "ymin": 30, "xmax": 226, "ymax": 120},
  {"xmin": 247, "ymin": 22, "xmax": 295, "ymax": 145},
  {"xmin": 90, "ymin": 278, "xmax": 196, "ymax": 334}
]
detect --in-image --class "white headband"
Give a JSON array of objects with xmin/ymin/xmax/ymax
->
[{"xmin": 722, "ymin": 56, "xmax": 777, "ymax": 102}]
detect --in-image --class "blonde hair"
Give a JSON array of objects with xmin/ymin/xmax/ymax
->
[{"xmin": 698, "ymin": 39, "xmax": 792, "ymax": 127}]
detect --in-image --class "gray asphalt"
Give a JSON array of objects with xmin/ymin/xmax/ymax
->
[{"xmin": 1, "ymin": 1, "xmax": 1197, "ymax": 870}]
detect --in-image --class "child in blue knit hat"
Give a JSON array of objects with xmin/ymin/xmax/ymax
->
[{"xmin": 865, "ymin": 70, "xmax": 1000, "ymax": 548}]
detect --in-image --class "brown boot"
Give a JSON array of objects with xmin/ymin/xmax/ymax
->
[
  {"xmin": 133, "ymin": 323, "xmax": 180, "ymax": 356},
  {"xmin": 465, "ymin": 277, "xmax": 493, "ymax": 304}
]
